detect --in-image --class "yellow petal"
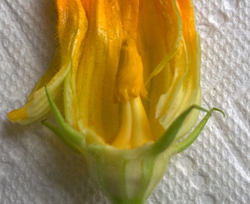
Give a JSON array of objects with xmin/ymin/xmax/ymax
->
[
  {"xmin": 77, "ymin": 0, "xmax": 123, "ymax": 143},
  {"xmin": 151, "ymin": 0, "xmax": 201, "ymax": 140},
  {"xmin": 61, "ymin": 0, "xmax": 88, "ymax": 129},
  {"xmin": 8, "ymin": 0, "xmax": 88, "ymax": 124}
]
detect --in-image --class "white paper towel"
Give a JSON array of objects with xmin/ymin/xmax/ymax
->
[{"xmin": 1, "ymin": 0, "xmax": 250, "ymax": 203}]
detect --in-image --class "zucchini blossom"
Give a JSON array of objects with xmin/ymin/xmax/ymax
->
[{"xmin": 7, "ymin": 0, "xmax": 223, "ymax": 203}]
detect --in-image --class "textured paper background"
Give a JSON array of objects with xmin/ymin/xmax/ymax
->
[{"xmin": 1, "ymin": 0, "xmax": 250, "ymax": 203}]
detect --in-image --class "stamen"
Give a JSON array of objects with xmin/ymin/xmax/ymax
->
[
  {"xmin": 130, "ymin": 97, "xmax": 153, "ymax": 148},
  {"xmin": 112, "ymin": 101, "xmax": 133, "ymax": 149},
  {"xmin": 112, "ymin": 38, "xmax": 153, "ymax": 149},
  {"xmin": 114, "ymin": 38, "xmax": 147, "ymax": 103}
]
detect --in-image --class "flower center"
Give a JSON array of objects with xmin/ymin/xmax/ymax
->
[{"xmin": 112, "ymin": 38, "xmax": 153, "ymax": 149}]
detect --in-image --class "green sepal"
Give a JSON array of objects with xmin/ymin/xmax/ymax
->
[
  {"xmin": 172, "ymin": 107, "xmax": 224, "ymax": 154},
  {"xmin": 151, "ymin": 105, "xmax": 224, "ymax": 156},
  {"xmin": 151, "ymin": 105, "xmax": 208, "ymax": 155},
  {"xmin": 41, "ymin": 120, "xmax": 83, "ymax": 154},
  {"xmin": 43, "ymin": 85, "xmax": 85, "ymax": 152}
]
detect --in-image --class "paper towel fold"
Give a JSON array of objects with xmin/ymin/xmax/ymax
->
[{"xmin": 0, "ymin": 0, "xmax": 250, "ymax": 203}]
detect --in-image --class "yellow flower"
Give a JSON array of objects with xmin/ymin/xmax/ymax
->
[{"xmin": 7, "ymin": 0, "xmax": 223, "ymax": 203}]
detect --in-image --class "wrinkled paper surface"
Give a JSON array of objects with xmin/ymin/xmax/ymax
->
[{"xmin": 1, "ymin": 0, "xmax": 250, "ymax": 203}]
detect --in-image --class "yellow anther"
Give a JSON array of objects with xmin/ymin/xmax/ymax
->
[{"xmin": 114, "ymin": 38, "xmax": 147, "ymax": 103}]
